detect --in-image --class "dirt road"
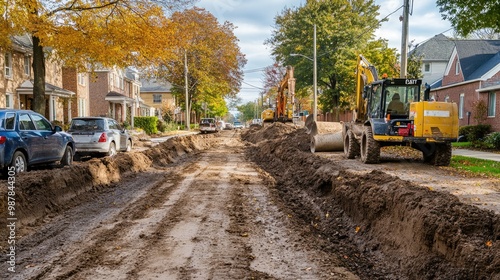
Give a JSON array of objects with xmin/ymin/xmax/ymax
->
[
  {"xmin": 1, "ymin": 125, "xmax": 499, "ymax": 279},
  {"xmin": 1, "ymin": 131, "xmax": 356, "ymax": 279}
]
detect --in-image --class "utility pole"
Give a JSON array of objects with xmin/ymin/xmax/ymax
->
[
  {"xmin": 400, "ymin": 0, "xmax": 410, "ymax": 78},
  {"xmin": 184, "ymin": 50, "xmax": 190, "ymax": 131},
  {"xmin": 313, "ymin": 24, "xmax": 318, "ymax": 122}
]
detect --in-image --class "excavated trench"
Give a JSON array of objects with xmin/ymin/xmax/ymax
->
[{"xmin": 243, "ymin": 123, "xmax": 499, "ymax": 279}]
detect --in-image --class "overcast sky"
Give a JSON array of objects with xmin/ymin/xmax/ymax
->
[{"xmin": 196, "ymin": 0, "xmax": 453, "ymax": 105}]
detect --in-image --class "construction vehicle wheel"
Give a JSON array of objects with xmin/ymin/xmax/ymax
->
[
  {"xmin": 360, "ymin": 126, "xmax": 380, "ymax": 164},
  {"xmin": 424, "ymin": 142, "xmax": 452, "ymax": 166},
  {"xmin": 344, "ymin": 130, "xmax": 360, "ymax": 159}
]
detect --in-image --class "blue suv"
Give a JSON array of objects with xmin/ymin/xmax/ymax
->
[{"xmin": 0, "ymin": 109, "xmax": 75, "ymax": 174}]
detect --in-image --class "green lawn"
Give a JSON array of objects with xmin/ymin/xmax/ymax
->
[{"xmin": 450, "ymin": 155, "xmax": 500, "ymax": 178}]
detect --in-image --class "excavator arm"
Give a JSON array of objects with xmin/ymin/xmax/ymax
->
[
  {"xmin": 355, "ymin": 55, "xmax": 378, "ymax": 122},
  {"xmin": 275, "ymin": 66, "xmax": 295, "ymax": 121}
]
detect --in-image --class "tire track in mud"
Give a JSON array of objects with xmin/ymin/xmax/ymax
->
[
  {"xmin": 46, "ymin": 161, "xmax": 206, "ymax": 280},
  {"xmin": 10, "ymin": 163, "xmax": 192, "ymax": 280}
]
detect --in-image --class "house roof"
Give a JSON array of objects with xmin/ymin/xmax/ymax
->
[
  {"xmin": 17, "ymin": 80, "xmax": 75, "ymax": 97},
  {"xmin": 455, "ymin": 39, "xmax": 500, "ymax": 80},
  {"xmin": 411, "ymin": 34, "xmax": 455, "ymax": 61},
  {"xmin": 140, "ymin": 79, "xmax": 172, "ymax": 93}
]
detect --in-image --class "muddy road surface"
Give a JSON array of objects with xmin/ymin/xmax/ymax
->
[
  {"xmin": 1, "ymin": 131, "xmax": 354, "ymax": 279},
  {"xmin": 1, "ymin": 124, "xmax": 499, "ymax": 279}
]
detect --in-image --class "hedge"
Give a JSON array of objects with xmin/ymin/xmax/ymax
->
[
  {"xmin": 134, "ymin": 116, "xmax": 158, "ymax": 135},
  {"xmin": 458, "ymin": 124, "xmax": 491, "ymax": 142}
]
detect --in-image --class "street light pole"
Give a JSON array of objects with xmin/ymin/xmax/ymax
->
[{"xmin": 184, "ymin": 50, "xmax": 190, "ymax": 131}]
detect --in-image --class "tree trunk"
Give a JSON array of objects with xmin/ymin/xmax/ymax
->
[{"xmin": 32, "ymin": 35, "xmax": 46, "ymax": 115}]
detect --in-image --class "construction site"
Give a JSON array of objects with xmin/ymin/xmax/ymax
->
[{"xmin": 0, "ymin": 125, "xmax": 498, "ymax": 279}]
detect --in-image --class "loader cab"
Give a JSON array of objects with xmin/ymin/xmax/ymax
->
[{"xmin": 366, "ymin": 79, "xmax": 422, "ymax": 120}]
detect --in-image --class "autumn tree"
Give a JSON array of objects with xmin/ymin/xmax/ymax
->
[
  {"xmin": 260, "ymin": 63, "xmax": 286, "ymax": 108},
  {"xmin": 0, "ymin": 0, "xmax": 194, "ymax": 115},
  {"xmin": 266, "ymin": 0, "xmax": 396, "ymax": 113},
  {"xmin": 148, "ymin": 7, "xmax": 246, "ymax": 127},
  {"xmin": 237, "ymin": 101, "xmax": 258, "ymax": 122},
  {"xmin": 436, "ymin": 0, "xmax": 500, "ymax": 36}
]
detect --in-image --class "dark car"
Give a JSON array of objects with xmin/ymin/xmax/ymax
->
[
  {"xmin": 68, "ymin": 117, "xmax": 132, "ymax": 157},
  {"xmin": 0, "ymin": 109, "xmax": 75, "ymax": 174}
]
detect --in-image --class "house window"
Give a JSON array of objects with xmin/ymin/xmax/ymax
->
[
  {"xmin": 488, "ymin": 91, "xmax": 496, "ymax": 117},
  {"xmin": 78, "ymin": 98, "xmax": 86, "ymax": 117},
  {"xmin": 455, "ymin": 60, "xmax": 460, "ymax": 75},
  {"xmin": 4, "ymin": 53, "xmax": 12, "ymax": 77},
  {"xmin": 153, "ymin": 94, "xmax": 162, "ymax": 103},
  {"xmin": 424, "ymin": 63, "xmax": 431, "ymax": 73},
  {"xmin": 5, "ymin": 93, "xmax": 13, "ymax": 108},
  {"xmin": 24, "ymin": 55, "xmax": 31, "ymax": 76},
  {"xmin": 78, "ymin": 73, "xmax": 86, "ymax": 86},
  {"xmin": 459, "ymin": 93, "xmax": 464, "ymax": 119}
]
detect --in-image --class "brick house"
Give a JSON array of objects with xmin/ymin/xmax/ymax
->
[
  {"xmin": 1, "ymin": 35, "xmax": 74, "ymax": 122},
  {"xmin": 431, "ymin": 40, "xmax": 500, "ymax": 131},
  {"xmin": 88, "ymin": 67, "xmax": 146, "ymax": 126},
  {"xmin": 62, "ymin": 68, "xmax": 90, "ymax": 118}
]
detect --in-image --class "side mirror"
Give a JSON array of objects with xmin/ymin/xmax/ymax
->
[{"xmin": 53, "ymin": 125, "xmax": 63, "ymax": 132}]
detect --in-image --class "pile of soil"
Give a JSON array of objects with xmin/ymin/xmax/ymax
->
[
  {"xmin": 0, "ymin": 134, "xmax": 218, "ymax": 247},
  {"xmin": 243, "ymin": 122, "xmax": 500, "ymax": 279}
]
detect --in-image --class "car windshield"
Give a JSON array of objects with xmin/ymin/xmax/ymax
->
[
  {"xmin": 70, "ymin": 119, "xmax": 105, "ymax": 131},
  {"xmin": 201, "ymin": 118, "xmax": 214, "ymax": 124}
]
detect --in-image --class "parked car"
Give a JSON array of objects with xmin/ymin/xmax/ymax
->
[
  {"xmin": 224, "ymin": 123, "xmax": 234, "ymax": 130},
  {"xmin": 199, "ymin": 118, "xmax": 219, "ymax": 133},
  {"xmin": 0, "ymin": 109, "xmax": 75, "ymax": 174},
  {"xmin": 68, "ymin": 117, "xmax": 132, "ymax": 157},
  {"xmin": 233, "ymin": 121, "xmax": 244, "ymax": 129}
]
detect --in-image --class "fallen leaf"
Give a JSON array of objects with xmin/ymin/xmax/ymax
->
[{"xmin": 486, "ymin": 240, "xmax": 493, "ymax": 247}]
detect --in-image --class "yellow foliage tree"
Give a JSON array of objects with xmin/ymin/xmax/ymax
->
[
  {"xmin": 148, "ymin": 7, "xmax": 246, "ymax": 126},
  {"xmin": 0, "ymin": 0, "xmax": 193, "ymax": 115}
]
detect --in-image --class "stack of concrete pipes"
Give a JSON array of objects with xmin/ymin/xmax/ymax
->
[{"xmin": 305, "ymin": 115, "xmax": 344, "ymax": 153}]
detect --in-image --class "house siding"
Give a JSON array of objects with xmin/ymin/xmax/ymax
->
[
  {"xmin": 89, "ymin": 72, "xmax": 111, "ymax": 117},
  {"xmin": 62, "ymin": 67, "xmax": 90, "ymax": 119},
  {"xmin": 442, "ymin": 56, "xmax": 465, "ymax": 86}
]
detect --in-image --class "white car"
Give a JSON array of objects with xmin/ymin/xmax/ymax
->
[{"xmin": 68, "ymin": 117, "xmax": 132, "ymax": 157}]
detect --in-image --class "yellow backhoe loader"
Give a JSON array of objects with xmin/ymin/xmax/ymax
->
[{"xmin": 342, "ymin": 55, "xmax": 459, "ymax": 166}]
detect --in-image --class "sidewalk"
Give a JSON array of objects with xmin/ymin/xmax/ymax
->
[{"xmin": 452, "ymin": 149, "xmax": 500, "ymax": 162}]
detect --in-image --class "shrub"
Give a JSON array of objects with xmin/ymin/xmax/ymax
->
[
  {"xmin": 485, "ymin": 132, "xmax": 500, "ymax": 150},
  {"xmin": 157, "ymin": 120, "xmax": 167, "ymax": 133},
  {"xmin": 134, "ymin": 116, "xmax": 158, "ymax": 135},
  {"xmin": 458, "ymin": 124, "xmax": 491, "ymax": 142}
]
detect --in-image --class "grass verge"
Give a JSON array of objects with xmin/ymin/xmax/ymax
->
[{"xmin": 450, "ymin": 155, "xmax": 500, "ymax": 178}]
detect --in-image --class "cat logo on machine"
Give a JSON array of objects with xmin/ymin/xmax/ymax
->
[{"xmin": 406, "ymin": 79, "xmax": 418, "ymax": 85}]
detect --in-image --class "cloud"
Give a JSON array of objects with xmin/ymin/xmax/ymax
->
[{"xmin": 197, "ymin": 0, "xmax": 452, "ymax": 104}]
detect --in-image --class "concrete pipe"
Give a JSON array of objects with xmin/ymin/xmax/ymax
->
[
  {"xmin": 310, "ymin": 131, "xmax": 344, "ymax": 153},
  {"xmin": 309, "ymin": 121, "xmax": 343, "ymax": 136}
]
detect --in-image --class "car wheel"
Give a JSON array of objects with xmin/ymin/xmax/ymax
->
[
  {"xmin": 10, "ymin": 151, "xmax": 27, "ymax": 174},
  {"xmin": 125, "ymin": 139, "xmax": 132, "ymax": 152},
  {"xmin": 107, "ymin": 142, "xmax": 117, "ymax": 157},
  {"xmin": 61, "ymin": 145, "xmax": 73, "ymax": 166}
]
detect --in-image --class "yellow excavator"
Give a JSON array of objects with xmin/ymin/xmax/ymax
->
[
  {"xmin": 342, "ymin": 55, "xmax": 459, "ymax": 165},
  {"xmin": 261, "ymin": 66, "xmax": 295, "ymax": 122}
]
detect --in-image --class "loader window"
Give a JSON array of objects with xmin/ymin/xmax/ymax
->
[
  {"xmin": 368, "ymin": 85, "xmax": 383, "ymax": 118},
  {"xmin": 384, "ymin": 85, "xmax": 419, "ymax": 116}
]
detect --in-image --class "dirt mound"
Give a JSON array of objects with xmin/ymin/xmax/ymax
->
[
  {"xmin": 242, "ymin": 122, "xmax": 310, "ymax": 152},
  {"xmin": 0, "ymin": 134, "xmax": 218, "ymax": 246},
  {"xmin": 243, "ymin": 126, "xmax": 500, "ymax": 279}
]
